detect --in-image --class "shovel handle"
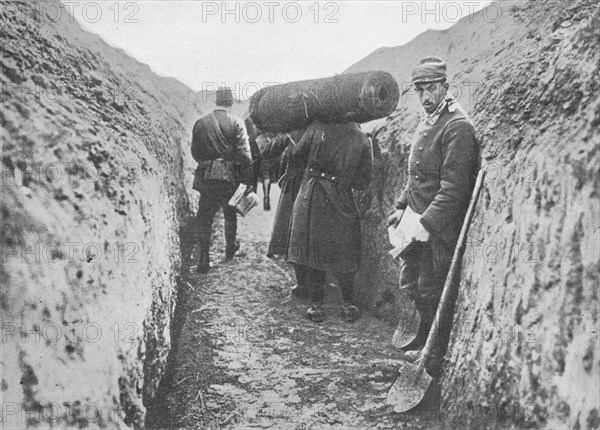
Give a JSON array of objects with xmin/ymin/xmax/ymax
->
[{"xmin": 418, "ymin": 169, "xmax": 486, "ymax": 369}]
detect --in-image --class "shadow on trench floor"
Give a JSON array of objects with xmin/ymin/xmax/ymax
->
[{"xmin": 146, "ymin": 188, "xmax": 442, "ymax": 429}]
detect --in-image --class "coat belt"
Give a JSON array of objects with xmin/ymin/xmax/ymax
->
[{"xmin": 307, "ymin": 168, "xmax": 349, "ymax": 186}]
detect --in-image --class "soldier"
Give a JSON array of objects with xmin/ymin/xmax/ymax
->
[
  {"xmin": 191, "ymin": 87, "xmax": 253, "ymax": 273},
  {"xmin": 256, "ymin": 132, "xmax": 282, "ymax": 211},
  {"xmin": 288, "ymin": 120, "xmax": 373, "ymax": 322},
  {"xmin": 261, "ymin": 130, "xmax": 310, "ymax": 299},
  {"xmin": 243, "ymin": 113, "xmax": 262, "ymax": 193},
  {"xmin": 387, "ymin": 56, "xmax": 480, "ymax": 374}
]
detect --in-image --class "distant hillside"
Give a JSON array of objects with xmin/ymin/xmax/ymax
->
[{"xmin": 345, "ymin": 3, "xmax": 523, "ymax": 114}]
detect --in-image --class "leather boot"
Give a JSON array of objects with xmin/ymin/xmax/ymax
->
[
  {"xmin": 225, "ymin": 240, "xmax": 240, "ymax": 261},
  {"xmin": 195, "ymin": 243, "xmax": 210, "ymax": 274},
  {"xmin": 400, "ymin": 299, "xmax": 431, "ymax": 352},
  {"xmin": 341, "ymin": 303, "xmax": 360, "ymax": 322},
  {"xmin": 306, "ymin": 303, "xmax": 325, "ymax": 322}
]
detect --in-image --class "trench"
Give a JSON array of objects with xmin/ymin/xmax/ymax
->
[{"xmin": 144, "ymin": 187, "xmax": 442, "ymax": 429}]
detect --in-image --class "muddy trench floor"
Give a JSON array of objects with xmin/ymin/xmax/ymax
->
[{"xmin": 147, "ymin": 188, "xmax": 441, "ymax": 429}]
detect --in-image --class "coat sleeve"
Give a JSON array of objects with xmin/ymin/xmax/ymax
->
[
  {"xmin": 420, "ymin": 118, "xmax": 478, "ymax": 234},
  {"xmin": 396, "ymin": 186, "xmax": 409, "ymax": 210},
  {"xmin": 191, "ymin": 120, "xmax": 203, "ymax": 164},
  {"xmin": 352, "ymin": 139, "xmax": 374, "ymax": 191}
]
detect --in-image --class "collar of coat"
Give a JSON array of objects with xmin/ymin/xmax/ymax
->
[{"xmin": 419, "ymin": 93, "xmax": 472, "ymax": 127}]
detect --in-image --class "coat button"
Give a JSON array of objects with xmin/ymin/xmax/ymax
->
[
  {"xmin": 419, "ymin": 147, "xmax": 424, "ymax": 151},
  {"xmin": 416, "ymin": 161, "xmax": 420, "ymax": 165},
  {"xmin": 415, "ymin": 175, "xmax": 420, "ymax": 180},
  {"xmin": 423, "ymin": 132, "xmax": 428, "ymax": 136}
]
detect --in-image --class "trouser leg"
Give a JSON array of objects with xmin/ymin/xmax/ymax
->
[
  {"xmin": 252, "ymin": 162, "xmax": 260, "ymax": 192},
  {"xmin": 263, "ymin": 179, "xmax": 271, "ymax": 209},
  {"xmin": 399, "ymin": 242, "xmax": 432, "ymax": 349},
  {"xmin": 336, "ymin": 271, "xmax": 356, "ymax": 304},
  {"xmin": 418, "ymin": 238, "xmax": 453, "ymax": 332},
  {"xmin": 306, "ymin": 267, "xmax": 326, "ymax": 303},
  {"xmin": 419, "ymin": 237, "xmax": 453, "ymax": 376},
  {"xmin": 197, "ymin": 190, "xmax": 219, "ymax": 245},
  {"xmin": 196, "ymin": 187, "xmax": 220, "ymax": 270},
  {"xmin": 399, "ymin": 243, "xmax": 423, "ymax": 304},
  {"xmin": 294, "ymin": 264, "xmax": 307, "ymax": 289},
  {"xmin": 223, "ymin": 203, "xmax": 238, "ymax": 252},
  {"xmin": 291, "ymin": 263, "xmax": 309, "ymax": 298}
]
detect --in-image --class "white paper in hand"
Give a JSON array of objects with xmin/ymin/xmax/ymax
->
[
  {"xmin": 228, "ymin": 184, "xmax": 247, "ymax": 206},
  {"xmin": 388, "ymin": 206, "xmax": 423, "ymax": 259},
  {"xmin": 228, "ymin": 184, "xmax": 260, "ymax": 216}
]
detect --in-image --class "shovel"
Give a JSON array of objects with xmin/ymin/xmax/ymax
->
[
  {"xmin": 386, "ymin": 169, "xmax": 486, "ymax": 412},
  {"xmin": 391, "ymin": 306, "xmax": 420, "ymax": 349}
]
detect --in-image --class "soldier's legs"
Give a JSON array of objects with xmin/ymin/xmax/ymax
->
[
  {"xmin": 291, "ymin": 264, "xmax": 309, "ymax": 299},
  {"xmin": 307, "ymin": 268, "xmax": 326, "ymax": 303},
  {"xmin": 305, "ymin": 267, "xmax": 326, "ymax": 322},
  {"xmin": 262, "ymin": 178, "xmax": 271, "ymax": 211},
  {"xmin": 196, "ymin": 185, "xmax": 221, "ymax": 272},
  {"xmin": 399, "ymin": 243, "xmax": 423, "ymax": 304},
  {"xmin": 223, "ymin": 203, "xmax": 239, "ymax": 258},
  {"xmin": 399, "ymin": 243, "xmax": 429, "ymax": 348},
  {"xmin": 336, "ymin": 271, "xmax": 355, "ymax": 303},
  {"xmin": 336, "ymin": 271, "xmax": 360, "ymax": 322},
  {"xmin": 294, "ymin": 264, "xmax": 307, "ymax": 288},
  {"xmin": 419, "ymin": 237, "xmax": 453, "ymax": 376}
]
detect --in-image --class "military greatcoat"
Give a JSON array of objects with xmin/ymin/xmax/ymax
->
[{"xmin": 287, "ymin": 121, "xmax": 373, "ymax": 273}]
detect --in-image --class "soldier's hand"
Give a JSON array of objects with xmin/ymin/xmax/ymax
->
[{"xmin": 386, "ymin": 209, "xmax": 405, "ymax": 228}]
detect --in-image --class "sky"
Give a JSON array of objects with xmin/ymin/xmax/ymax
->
[{"xmin": 66, "ymin": 1, "xmax": 491, "ymax": 95}]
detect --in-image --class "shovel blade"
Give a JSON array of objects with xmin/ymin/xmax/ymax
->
[
  {"xmin": 392, "ymin": 307, "xmax": 420, "ymax": 349},
  {"xmin": 386, "ymin": 361, "xmax": 432, "ymax": 413}
]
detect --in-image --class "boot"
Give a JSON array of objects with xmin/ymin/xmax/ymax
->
[
  {"xmin": 225, "ymin": 240, "xmax": 240, "ymax": 261},
  {"xmin": 400, "ymin": 298, "xmax": 434, "ymax": 352},
  {"xmin": 341, "ymin": 303, "xmax": 360, "ymax": 322},
  {"xmin": 195, "ymin": 243, "xmax": 210, "ymax": 274},
  {"xmin": 306, "ymin": 303, "xmax": 325, "ymax": 322}
]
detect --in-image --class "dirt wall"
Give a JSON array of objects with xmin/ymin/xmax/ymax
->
[
  {"xmin": 1, "ymin": 2, "xmax": 200, "ymax": 428},
  {"xmin": 352, "ymin": 1, "xmax": 599, "ymax": 427},
  {"xmin": 442, "ymin": 2, "xmax": 599, "ymax": 428}
]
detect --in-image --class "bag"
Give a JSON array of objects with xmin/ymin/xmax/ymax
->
[{"xmin": 193, "ymin": 159, "xmax": 237, "ymax": 191}]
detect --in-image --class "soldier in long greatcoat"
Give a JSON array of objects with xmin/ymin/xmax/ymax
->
[
  {"xmin": 261, "ymin": 129, "xmax": 309, "ymax": 298},
  {"xmin": 288, "ymin": 120, "xmax": 373, "ymax": 322}
]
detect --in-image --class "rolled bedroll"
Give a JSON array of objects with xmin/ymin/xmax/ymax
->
[{"xmin": 249, "ymin": 71, "xmax": 399, "ymax": 133}]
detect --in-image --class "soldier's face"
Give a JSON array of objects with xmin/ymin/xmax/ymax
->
[{"xmin": 415, "ymin": 81, "xmax": 448, "ymax": 114}]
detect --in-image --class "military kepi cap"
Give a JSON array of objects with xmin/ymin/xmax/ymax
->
[
  {"xmin": 412, "ymin": 56, "xmax": 447, "ymax": 84},
  {"xmin": 216, "ymin": 86, "xmax": 234, "ymax": 105}
]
